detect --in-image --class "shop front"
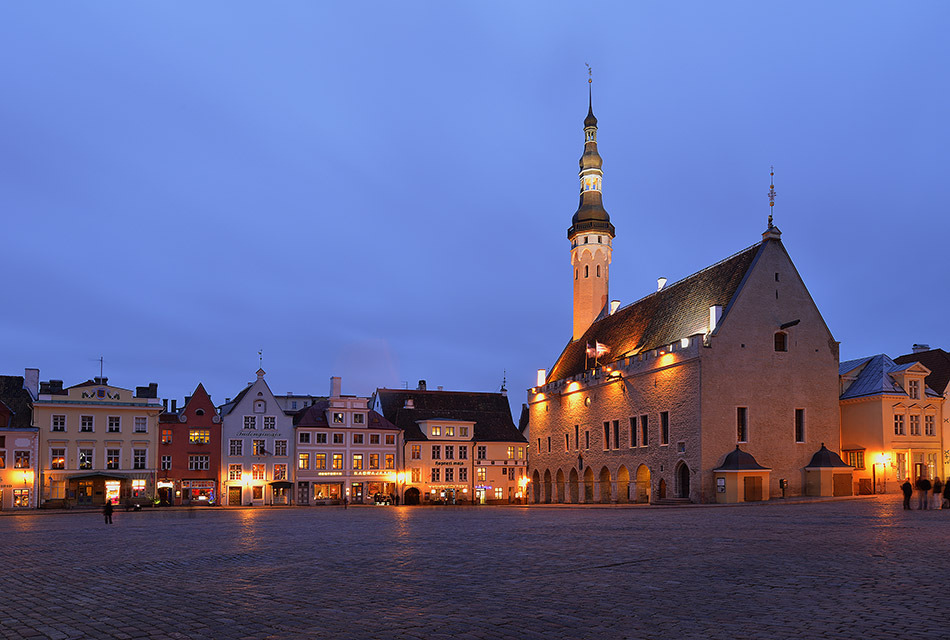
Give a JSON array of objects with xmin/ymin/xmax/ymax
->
[
  {"xmin": 312, "ymin": 482, "xmax": 343, "ymax": 503},
  {"xmin": 65, "ymin": 472, "xmax": 147, "ymax": 506},
  {"xmin": 269, "ymin": 481, "xmax": 292, "ymax": 505},
  {"xmin": 429, "ymin": 484, "xmax": 471, "ymax": 504},
  {"xmin": 182, "ymin": 480, "xmax": 216, "ymax": 505}
]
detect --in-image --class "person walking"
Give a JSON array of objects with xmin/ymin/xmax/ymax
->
[
  {"xmin": 343, "ymin": 496, "xmax": 348, "ymax": 510},
  {"xmin": 933, "ymin": 477, "xmax": 944, "ymax": 510},
  {"xmin": 943, "ymin": 479, "xmax": 950, "ymax": 509},
  {"xmin": 901, "ymin": 479, "xmax": 913, "ymax": 510},
  {"xmin": 103, "ymin": 499, "xmax": 114, "ymax": 525},
  {"xmin": 916, "ymin": 476, "xmax": 932, "ymax": 510}
]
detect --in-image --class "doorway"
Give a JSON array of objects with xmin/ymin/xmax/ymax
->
[
  {"xmin": 297, "ymin": 482, "xmax": 309, "ymax": 505},
  {"xmin": 228, "ymin": 486, "xmax": 242, "ymax": 506},
  {"xmin": 77, "ymin": 481, "xmax": 94, "ymax": 506},
  {"xmin": 677, "ymin": 463, "xmax": 691, "ymax": 499}
]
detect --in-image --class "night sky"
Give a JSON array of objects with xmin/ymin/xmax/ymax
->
[{"xmin": 3, "ymin": 3, "xmax": 947, "ymax": 414}]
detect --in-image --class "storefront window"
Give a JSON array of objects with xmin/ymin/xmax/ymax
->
[
  {"xmin": 132, "ymin": 479, "xmax": 147, "ymax": 497},
  {"xmin": 13, "ymin": 489, "xmax": 30, "ymax": 508}
]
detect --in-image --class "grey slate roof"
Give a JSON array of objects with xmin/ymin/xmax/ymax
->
[
  {"xmin": 894, "ymin": 348, "xmax": 950, "ymax": 396},
  {"xmin": 713, "ymin": 446, "xmax": 771, "ymax": 471},
  {"xmin": 805, "ymin": 444, "xmax": 852, "ymax": 469},
  {"xmin": 375, "ymin": 389, "xmax": 526, "ymax": 443},
  {"xmin": 840, "ymin": 353, "xmax": 938, "ymax": 400},
  {"xmin": 548, "ymin": 241, "xmax": 762, "ymax": 382},
  {"xmin": 0, "ymin": 376, "xmax": 34, "ymax": 428}
]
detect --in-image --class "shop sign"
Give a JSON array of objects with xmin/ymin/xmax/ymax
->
[
  {"xmin": 236, "ymin": 431, "xmax": 284, "ymax": 438},
  {"xmin": 183, "ymin": 480, "xmax": 215, "ymax": 488},
  {"xmin": 434, "ymin": 461, "xmax": 464, "ymax": 466}
]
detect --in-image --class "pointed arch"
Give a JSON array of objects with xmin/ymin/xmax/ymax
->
[
  {"xmin": 635, "ymin": 464, "xmax": 651, "ymax": 504},
  {"xmin": 543, "ymin": 469, "xmax": 553, "ymax": 504},
  {"xmin": 676, "ymin": 462, "xmax": 691, "ymax": 500},
  {"xmin": 569, "ymin": 467, "xmax": 580, "ymax": 503},
  {"xmin": 531, "ymin": 470, "xmax": 541, "ymax": 504},
  {"xmin": 599, "ymin": 466, "xmax": 612, "ymax": 503},
  {"xmin": 555, "ymin": 469, "xmax": 566, "ymax": 503},
  {"xmin": 583, "ymin": 466, "xmax": 595, "ymax": 503},
  {"xmin": 617, "ymin": 465, "xmax": 630, "ymax": 503}
]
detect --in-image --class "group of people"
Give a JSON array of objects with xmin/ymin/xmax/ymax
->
[{"xmin": 901, "ymin": 476, "xmax": 949, "ymax": 510}]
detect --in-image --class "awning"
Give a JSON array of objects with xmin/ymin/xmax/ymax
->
[{"xmin": 268, "ymin": 481, "xmax": 293, "ymax": 489}]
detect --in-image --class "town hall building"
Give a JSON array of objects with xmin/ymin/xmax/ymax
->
[{"xmin": 527, "ymin": 89, "xmax": 849, "ymax": 504}]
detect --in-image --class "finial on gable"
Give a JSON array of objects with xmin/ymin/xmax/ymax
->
[{"xmin": 762, "ymin": 166, "xmax": 781, "ymax": 241}]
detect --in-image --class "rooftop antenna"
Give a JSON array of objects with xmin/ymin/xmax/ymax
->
[
  {"xmin": 768, "ymin": 165, "xmax": 776, "ymax": 228},
  {"xmin": 97, "ymin": 356, "xmax": 104, "ymax": 379}
]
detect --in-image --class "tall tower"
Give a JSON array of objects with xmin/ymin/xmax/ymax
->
[{"xmin": 568, "ymin": 83, "xmax": 615, "ymax": 341}]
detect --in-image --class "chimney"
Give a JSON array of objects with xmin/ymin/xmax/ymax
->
[
  {"xmin": 23, "ymin": 368, "xmax": 39, "ymax": 400},
  {"xmin": 330, "ymin": 376, "xmax": 342, "ymax": 398},
  {"xmin": 162, "ymin": 399, "xmax": 168, "ymax": 411},
  {"xmin": 171, "ymin": 399, "xmax": 177, "ymax": 412},
  {"xmin": 417, "ymin": 380, "xmax": 427, "ymax": 391},
  {"xmin": 912, "ymin": 343, "xmax": 931, "ymax": 354},
  {"xmin": 94, "ymin": 376, "xmax": 108, "ymax": 385},
  {"xmin": 609, "ymin": 300, "xmax": 620, "ymax": 315},
  {"xmin": 225, "ymin": 398, "xmax": 231, "ymax": 404},
  {"xmin": 709, "ymin": 305, "xmax": 723, "ymax": 332},
  {"xmin": 657, "ymin": 277, "xmax": 667, "ymax": 291},
  {"xmin": 50, "ymin": 380, "xmax": 64, "ymax": 394}
]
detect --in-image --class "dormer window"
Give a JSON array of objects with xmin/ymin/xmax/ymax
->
[
  {"xmin": 353, "ymin": 413, "xmax": 365, "ymax": 425},
  {"xmin": 254, "ymin": 400, "xmax": 266, "ymax": 414},
  {"xmin": 332, "ymin": 412, "xmax": 344, "ymax": 424},
  {"xmin": 431, "ymin": 426, "xmax": 441, "ymax": 437},
  {"xmin": 908, "ymin": 380, "xmax": 920, "ymax": 400},
  {"xmin": 774, "ymin": 332, "xmax": 788, "ymax": 352}
]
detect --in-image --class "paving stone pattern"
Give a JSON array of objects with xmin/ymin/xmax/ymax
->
[{"xmin": 0, "ymin": 497, "xmax": 946, "ymax": 639}]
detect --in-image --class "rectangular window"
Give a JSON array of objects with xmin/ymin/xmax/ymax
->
[
  {"xmin": 229, "ymin": 439, "xmax": 243, "ymax": 456},
  {"xmin": 189, "ymin": 429, "xmax": 211, "ymax": 444},
  {"xmin": 51, "ymin": 448, "xmax": 65, "ymax": 470},
  {"xmin": 298, "ymin": 453, "xmax": 310, "ymax": 470},
  {"xmin": 354, "ymin": 413, "xmax": 365, "ymax": 424},
  {"xmin": 431, "ymin": 467, "xmax": 440, "ymax": 482},
  {"xmin": 332, "ymin": 412, "xmax": 344, "ymax": 424},
  {"xmin": 133, "ymin": 449, "xmax": 146, "ymax": 470},
  {"xmin": 629, "ymin": 417, "xmax": 637, "ymax": 447},
  {"xmin": 161, "ymin": 455, "xmax": 171, "ymax": 471},
  {"xmin": 315, "ymin": 433, "xmax": 327, "ymax": 444},
  {"xmin": 385, "ymin": 434, "xmax": 395, "ymax": 445},
  {"xmin": 640, "ymin": 416, "xmax": 648, "ymax": 446},
  {"xmin": 507, "ymin": 446, "xmax": 516, "ymax": 459},
  {"xmin": 478, "ymin": 445, "xmax": 487, "ymax": 459},
  {"xmin": 161, "ymin": 429, "xmax": 173, "ymax": 445},
  {"xmin": 370, "ymin": 434, "xmax": 380, "ymax": 445},
  {"xmin": 444, "ymin": 446, "xmax": 454, "ymax": 460},
  {"xmin": 575, "ymin": 425, "xmax": 579, "ymax": 450},
  {"xmin": 847, "ymin": 451, "xmax": 865, "ymax": 470},
  {"xmin": 252, "ymin": 464, "xmax": 265, "ymax": 480},
  {"xmin": 908, "ymin": 380, "xmax": 920, "ymax": 400},
  {"xmin": 585, "ymin": 430, "xmax": 590, "ymax": 450},
  {"xmin": 495, "ymin": 487, "xmax": 503, "ymax": 500},
  {"xmin": 275, "ymin": 440, "xmax": 287, "ymax": 456},
  {"xmin": 80, "ymin": 416, "xmax": 94, "ymax": 432},
  {"xmin": 134, "ymin": 417, "xmax": 147, "ymax": 433},
  {"xmin": 459, "ymin": 467, "xmax": 468, "ymax": 481},
  {"xmin": 315, "ymin": 453, "xmax": 327, "ymax": 469},
  {"xmin": 253, "ymin": 440, "xmax": 266, "ymax": 456},
  {"xmin": 660, "ymin": 412, "xmax": 669, "ymax": 446},
  {"xmin": 925, "ymin": 415, "xmax": 935, "ymax": 436},
  {"xmin": 79, "ymin": 448, "xmax": 93, "ymax": 470},
  {"xmin": 431, "ymin": 426, "xmax": 441, "ymax": 437},
  {"xmin": 332, "ymin": 454, "xmax": 343, "ymax": 470},
  {"xmin": 14, "ymin": 451, "xmax": 31, "ymax": 469},
  {"xmin": 431, "ymin": 445, "xmax": 441, "ymax": 460},
  {"xmin": 52, "ymin": 415, "xmax": 66, "ymax": 432},
  {"xmin": 229, "ymin": 464, "xmax": 242, "ymax": 481},
  {"xmin": 273, "ymin": 463, "xmax": 287, "ymax": 480},
  {"xmin": 263, "ymin": 416, "xmax": 276, "ymax": 429},
  {"xmin": 411, "ymin": 467, "xmax": 421, "ymax": 482},
  {"xmin": 565, "ymin": 433, "xmax": 570, "ymax": 451},
  {"xmin": 332, "ymin": 434, "xmax": 344, "ymax": 444},
  {"xmin": 106, "ymin": 449, "xmax": 120, "ymax": 470},
  {"xmin": 795, "ymin": 409, "xmax": 805, "ymax": 443},
  {"xmin": 459, "ymin": 446, "xmax": 468, "ymax": 460},
  {"xmin": 445, "ymin": 426, "xmax": 455, "ymax": 436},
  {"xmin": 369, "ymin": 453, "xmax": 379, "ymax": 469},
  {"xmin": 299, "ymin": 432, "xmax": 311, "ymax": 444},
  {"xmin": 0, "ymin": 450, "xmax": 5, "ymax": 469},
  {"xmin": 385, "ymin": 454, "xmax": 394, "ymax": 469},
  {"xmin": 613, "ymin": 420, "xmax": 620, "ymax": 450},
  {"xmin": 518, "ymin": 446, "xmax": 525, "ymax": 459},
  {"xmin": 894, "ymin": 414, "xmax": 905, "ymax": 435},
  {"xmin": 445, "ymin": 467, "xmax": 454, "ymax": 482},
  {"xmin": 603, "ymin": 422, "xmax": 610, "ymax": 450},
  {"xmin": 737, "ymin": 408, "xmax": 748, "ymax": 442},
  {"xmin": 244, "ymin": 416, "xmax": 256, "ymax": 430},
  {"xmin": 108, "ymin": 416, "xmax": 121, "ymax": 433},
  {"xmin": 351, "ymin": 433, "xmax": 363, "ymax": 445},
  {"xmin": 13, "ymin": 489, "xmax": 29, "ymax": 508},
  {"xmin": 411, "ymin": 445, "xmax": 421, "ymax": 460},
  {"xmin": 910, "ymin": 415, "xmax": 921, "ymax": 436},
  {"xmin": 477, "ymin": 467, "xmax": 486, "ymax": 482},
  {"xmin": 459, "ymin": 427, "xmax": 469, "ymax": 437},
  {"xmin": 189, "ymin": 455, "xmax": 210, "ymax": 471}
]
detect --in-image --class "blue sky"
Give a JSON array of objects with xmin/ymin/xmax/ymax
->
[{"xmin": 2, "ymin": 3, "xmax": 948, "ymax": 411}]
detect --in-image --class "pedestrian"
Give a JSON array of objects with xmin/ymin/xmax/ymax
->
[
  {"xmin": 901, "ymin": 479, "xmax": 913, "ymax": 510},
  {"xmin": 915, "ymin": 476, "xmax": 932, "ymax": 510},
  {"xmin": 103, "ymin": 499, "xmax": 114, "ymax": 525},
  {"xmin": 933, "ymin": 477, "xmax": 944, "ymax": 510},
  {"xmin": 943, "ymin": 479, "xmax": 950, "ymax": 509},
  {"xmin": 343, "ymin": 496, "xmax": 348, "ymax": 510}
]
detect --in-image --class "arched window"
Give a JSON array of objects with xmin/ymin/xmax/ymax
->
[
  {"xmin": 774, "ymin": 332, "xmax": 788, "ymax": 352},
  {"xmin": 575, "ymin": 269, "xmax": 578, "ymax": 280},
  {"xmin": 596, "ymin": 265, "xmax": 601, "ymax": 277},
  {"xmin": 585, "ymin": 265, "xmax": 589, "ymax": 278}
]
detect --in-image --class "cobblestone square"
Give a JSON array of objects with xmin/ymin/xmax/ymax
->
[{"xmin": 0, "ymin": 497, "xmax": 946, "ymax": 639}]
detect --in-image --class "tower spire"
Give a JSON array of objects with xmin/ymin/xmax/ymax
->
[{"xmin": 768, "ymin": 165, "xmax": 776, "ymax": 228}]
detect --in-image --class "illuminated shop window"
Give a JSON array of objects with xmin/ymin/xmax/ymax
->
[
  {"xmin": 385, "ymin": 454, "xmax": 394, "ymax": 469},
  {"xmin": 352, "ymin": 454, "xmax": 363, "ymax": 470},
  {"xmin": 13, "ymin": 489, "xmax": 30, "ymax": 508},
  {"xmin": 78, "ymin": 448, "xmax": 93, "ymax": 470},
  {"xmin": 14, "ymin": 451, "xmax": 31, "ymax": 469},
  {"xmin": 477, "ymin": 467, "xmax": 486, "ymax": 481},
  {"xmin": 253, "ymin": 440, "xmax": 266, "ymax": 456}
]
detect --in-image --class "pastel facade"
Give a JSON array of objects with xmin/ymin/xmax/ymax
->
[
  {"xmin": 376, "ymin": 384, "xmax": 528, "ymax": 505},
  {"xmin": 157, "ymin": 383, "xmax": 221, "ymax": 505},
  {"xmin": 218, "ymin": 369, "xmax": 294, "ymax": 506},
  {"xmin": 293, "ymin": 377, "xmax": 400, "ymax": 505},
  {"xmin": 839, "ymin": 354, "xmax": 945, "ymax": 492},
  {"xmin": 528, "ymin": 98, "xmax": 842, "ymax": 504},
  {"xmin": 0, "ymin": 371, "xmax": 40, "ymax": 510},
  {"xmin": 35, "ymin": 377, "xmax": 162, "ymax": 506}
]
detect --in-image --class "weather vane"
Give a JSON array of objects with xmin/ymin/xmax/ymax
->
[
  {"xmin": 258, "ymin": 349, "xmax": 263, "ymax": 368},
  {"xmin": 585, "ymin": 63, "xmax": 592, "ymax": 84},
  {"xmin": 768, "ymin": 165, "xmax": 776, "ymax": 228}
]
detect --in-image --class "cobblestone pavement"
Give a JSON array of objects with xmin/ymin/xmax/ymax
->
[{"xmin": 0, "ymin": 496, "xmax": 947, "ymax": 639}]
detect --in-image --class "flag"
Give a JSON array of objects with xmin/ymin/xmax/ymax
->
[
  {"xmin": 595, "ymin": 342, "xmax": 609, "ymax": 356},
  {"xmin": 586, "ymin": 342, "xmax": 597, "ymax": 358}
]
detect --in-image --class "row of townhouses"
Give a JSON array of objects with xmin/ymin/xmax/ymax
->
[{"xmin": 0, "ymin": 371, "xmax": 528, "ymax": 509}]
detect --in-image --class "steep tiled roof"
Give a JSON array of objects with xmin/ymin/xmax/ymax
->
[
  {"xmin": 548, "ymin": 242, "xmax": 762, "ymax": 382},
  {"xmin": 376, "ymin": 389, "xmax": 526, "ymax": 443},
  {"xmin": 839, "ymin": 353, "xmax": 938, "ymax": 400},
  {"xmin": 894, "ymin": 348, "xmax": 950, "ymax": 396},
  {"xmin": 293, "ymin": 401, "xmax": 399, "ymax": 431},
  {"xmin": 0, "ymin": 376, "xmax": 33, "ymax": 428}
]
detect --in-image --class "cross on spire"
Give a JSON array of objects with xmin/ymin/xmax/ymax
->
[{"xmin": 768, "ymin": 166, "xmax": 776, "ymax": 228}]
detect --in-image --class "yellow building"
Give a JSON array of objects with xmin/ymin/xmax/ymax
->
[
  {"xmin": 375, "ymin": 383, "xmax": 528, "ymax": 505},
  {"xmin": 839, "ymin": 354, "xmax": 944, "ymax": 493},
  {"xmin": 35, "ymin": 377, "xmax": 163, "ymax": 506}
]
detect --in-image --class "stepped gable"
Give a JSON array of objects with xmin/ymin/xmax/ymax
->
[{"xmin": 548, "ymin": 242, "xmax": 761, "ymax": 382}]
